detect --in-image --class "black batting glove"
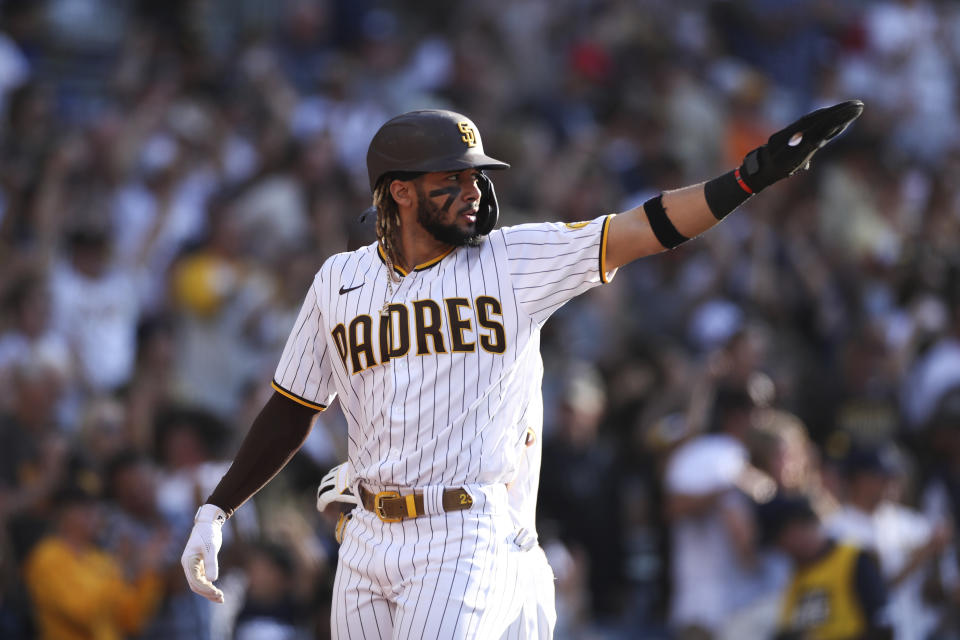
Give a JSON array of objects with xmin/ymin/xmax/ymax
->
[{"xmin": 737, "ymin": 99, "xmax": 864, "ymax": 194}]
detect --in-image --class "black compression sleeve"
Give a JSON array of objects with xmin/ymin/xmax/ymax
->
[{"xmin": 206, "ymin": 391, "xmax": 319, "ymax": 517}]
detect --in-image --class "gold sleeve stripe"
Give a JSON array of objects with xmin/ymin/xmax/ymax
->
[
  {"xmin": 600, "ymin": 214, "xmax": 615, "ymax": 284},
  {"xmin": 271, "ymin": 380, "xmax": 327, "ymax": 412}
]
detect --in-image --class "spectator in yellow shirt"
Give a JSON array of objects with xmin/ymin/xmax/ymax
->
[
  {"xmin": 23, "ymin": 487, "xmax": 164, "ymax": 640},
  {"xmin": 762, "ymin": 495, "xmax": 893, "ymax": 640}
]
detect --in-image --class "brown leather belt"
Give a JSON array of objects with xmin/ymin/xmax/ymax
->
[{"xmin": 359, "ymin": 485, "xmax": 473, "ymax": 522}]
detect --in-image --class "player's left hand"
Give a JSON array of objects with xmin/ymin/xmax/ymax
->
[
  {"xmin": 739, "ymin": 99, "xmax": 864, "ymax": 193},
  {"xmin": 317, "ymin": 461, "xmax": 359, "ymax": 512}
]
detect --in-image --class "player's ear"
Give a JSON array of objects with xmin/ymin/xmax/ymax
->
[{"xmin": 389, "ymin": 178, "xmax": 415, "ymax": 209}]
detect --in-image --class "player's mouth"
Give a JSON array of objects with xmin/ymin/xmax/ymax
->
[{"xmin": 459, "ymin": 206, "xmax": 479, "ymax": 224}]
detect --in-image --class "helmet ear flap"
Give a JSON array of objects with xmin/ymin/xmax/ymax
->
[
  {"xmin": 475, "ymin": 172, "xmax": 499, "ymax": 235},
  {"xmin": 348, "ymin": 206, "xmax": 378, "ymax": 252}
]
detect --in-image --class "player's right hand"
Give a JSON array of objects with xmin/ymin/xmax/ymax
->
[
  {"xmin": 181, "ymin": 504, "xmax": 226, "ymax": 603},
  {"xmin": 317, "ymin": 461, "xmax": 359, "ymax": 512}
]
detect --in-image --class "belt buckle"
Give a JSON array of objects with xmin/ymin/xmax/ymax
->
[{"xmin": 374, "ymin": 490, "xmax": 402, "ymax": 523}]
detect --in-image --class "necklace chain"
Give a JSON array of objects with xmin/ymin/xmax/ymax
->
[{"xmin": 380, "ymin": 252, "xmax": 402, "ymax": 317}]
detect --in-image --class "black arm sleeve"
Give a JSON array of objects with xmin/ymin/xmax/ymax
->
[
  {"xmin": 854, "ymin": 550, "xmax": 893, "ymax": 640},
  {"xmin": 206, "ymin": 391, "xmax": 319, "ymax": 517}
]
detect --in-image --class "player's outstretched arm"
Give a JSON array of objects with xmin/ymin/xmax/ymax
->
[
  {"xmin": 605, "ymin": 100, "xmax": 863, "ymax": 271},
  {"xmin": 181, "ymin": 391, "xmax": 319, "ymax": 602}
]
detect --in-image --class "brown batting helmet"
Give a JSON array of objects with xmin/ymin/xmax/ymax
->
[{"xmin": 366, "ymin": 110, "xmax": 509, "ymax": 191}]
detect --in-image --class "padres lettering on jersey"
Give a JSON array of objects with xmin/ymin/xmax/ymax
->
[
  {"xmin": 330, "ymin": 296, "xmax": 507, "ymax": 374},
  {"xmin": 779, "ymin": 543, "xmax": 866, "ymax": 640},
  {"xmin": 272, "ymin": 215, "xmax": 616, "ymax": 490}
]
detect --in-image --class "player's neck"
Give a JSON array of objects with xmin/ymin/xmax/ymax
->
[{"xmin": 396, "ymin": 224, "xmax": 453, "ymax": 272}]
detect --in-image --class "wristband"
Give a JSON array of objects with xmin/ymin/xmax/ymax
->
[
  {"xmin": 704, "ymin": 169, "xmax": 753, "ymax": 221},
  {"xmin": 643, "ymin": 195, "xmax": 689, "ymax": 249}
]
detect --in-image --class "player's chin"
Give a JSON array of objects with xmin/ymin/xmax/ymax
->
[
  {"xmin": 454, "ymin": 225, "xmax": 484, "ymax": 247},
  {"xmin": 424, "ymin": 216, "xmax": 483, "ymax": 247},
  {"xmin": 462, "ymin": 232, "xmax": 484, "ymax": 248},
  {"xmin": 445, "ymin": 216, "xmax": 480, "ymax": 244},
  {"xmin": 457, "ymin": 217, "xmax": 486, "ymax": 246},
  {"xmin": 457, "ymin": 216, "xmax": 477, "ymax": 236}
]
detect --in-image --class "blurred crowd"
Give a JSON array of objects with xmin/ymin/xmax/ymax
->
[{"xmin": 1, "ymin": 0, "xmax": 959, "ymax": 638}]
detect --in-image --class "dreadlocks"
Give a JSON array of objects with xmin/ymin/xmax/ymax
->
[{"xmin": 373, "ymin": 172, "xmax": 423, "ymax": 283}]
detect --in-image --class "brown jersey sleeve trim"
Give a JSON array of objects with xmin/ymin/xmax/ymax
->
[
  {"xmin": 270, "ymin": 379, "xmax": 328, "ymax": 412},
  {"xmin": 206, "ymin": 390, "xmax": 319, "ymax": 518}
]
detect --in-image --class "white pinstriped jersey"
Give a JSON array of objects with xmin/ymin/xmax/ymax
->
[{"xmin": 273, "ymin": 215, "xmax": 616, "ymax": 491}]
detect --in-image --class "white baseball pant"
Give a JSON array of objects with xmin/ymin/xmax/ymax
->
[
  {"xmin": 331, "ymin": 484, "xmax": 529, "ymax": 639},
  {"xmin": 499, "ymin": 544, "xmax": 556, "ymax": 639}
]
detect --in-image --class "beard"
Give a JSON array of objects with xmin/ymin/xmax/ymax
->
[{"xmin": 415, "ymin": 190, "xmax": 484, "ymax": 248}]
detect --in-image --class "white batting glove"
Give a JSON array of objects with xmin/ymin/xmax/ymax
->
[
  {"xmin": 512, "ymin": 527, "xmax": 537, "ymax": 552},
  {"xmin": 181, "ymin": 504, "xmax": 226, "ymax": 603},
  {"xmin": 317, "ymin": 461, "xmax": 359, "ymax": 512}
]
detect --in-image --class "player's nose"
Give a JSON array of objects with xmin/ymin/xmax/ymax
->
[{"xmin": 462, "ymin": 176, "xmax": 481, "ymax": 202}]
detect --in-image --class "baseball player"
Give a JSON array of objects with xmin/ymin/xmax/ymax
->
[
  {"xmin": 182, "ymin": 103, "xmax": 863, "ymax": 638},
  {"xmin": 322, "ymin": 215, "xmax": 557, "ymax": 638}
]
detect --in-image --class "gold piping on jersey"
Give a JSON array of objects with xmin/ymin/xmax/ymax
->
[
  {"xmin": 600, "ymin": 214, "xmax": 615, "ymax": 284},
  {"xmin": 271, "ymin": 380, "xmax": 328, "ymax": 411},
  {"xmin": 377, "ymin": 244, "xmax": 456, "ymax": 277}
]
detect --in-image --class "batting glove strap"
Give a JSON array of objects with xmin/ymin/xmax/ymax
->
[
  {"xmin": 739, "ymin": 99, "xmax": 864, "ymax": 193},
  {"xmin": 194, "ymin": 504, "xmax": 227, "ymax": 526}
]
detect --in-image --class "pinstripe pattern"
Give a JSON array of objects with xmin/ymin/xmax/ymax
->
[
  {"xmin": 272, "ymin": 215, "xmax": 615, "ymax": 491},
  {"xmin": 273, "ymin": 215, "xmax": 614, "ymax": 637},
  {"xmin": 331, "ymin": 436, "xmax": 557, "ymax": 639},
  {"xmin": 273, "ymin": 282, "xmax": 338, "ymax": 410},
  {"xmin": 333, "ymin": 494, "xmax": 525, "ymax": 639}
]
